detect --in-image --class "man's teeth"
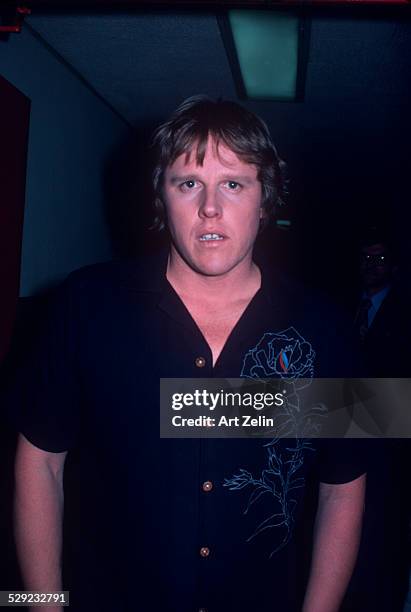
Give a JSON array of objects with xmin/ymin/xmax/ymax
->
[{"xmin": 199, "ymin": 233, "xmax": 224, "ymax": 241}]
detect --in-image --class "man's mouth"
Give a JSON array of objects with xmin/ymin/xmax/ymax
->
[{"xmin": 199, "ymin": 233, "xmax": 225, "ymax": 241}]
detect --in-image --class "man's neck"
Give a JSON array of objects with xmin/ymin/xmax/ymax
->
[{"xmin": 166, "ymin": 248, "xmax": 261, "ymax": 306}]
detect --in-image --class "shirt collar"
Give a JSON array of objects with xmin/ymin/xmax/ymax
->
[
  {"xmin": 119, "ymin": 246, "xmax": 285, "ymax": 318},
  {"xmin": 118, "ymin": 249, "xmax": 169, "ymax": 293},
  {"xmin": 363, "ymin": 285, "xmax": 391, "ymax": 310}
]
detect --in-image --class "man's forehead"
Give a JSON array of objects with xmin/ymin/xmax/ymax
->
[
  {"xmin": 362, "ymin": 243, "xmax": 388, "ymax": 255},
  {"xmin": 167, "ymin": 138, "xmax": 256, "ymax": 173}
]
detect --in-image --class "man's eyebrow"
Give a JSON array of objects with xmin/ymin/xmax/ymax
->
[
  {"xmin": 223, "ymin": 174, "xmax": 256, "ymax": 184},
  {"xmin": 168, "ymin": 174, "xmax": 202, "ymax": 184}
]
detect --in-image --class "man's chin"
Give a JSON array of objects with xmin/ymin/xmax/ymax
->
[
  {"xmin": 192, "ymin": 263, "xmax": 233, "ymax": 277},
  {"xmin": 189, "ymin": 253, "xmax": 242, "ymax": 277},
  {"xmin": 175, "ymin": 246, "xmax": 250, "ymax": 278}
]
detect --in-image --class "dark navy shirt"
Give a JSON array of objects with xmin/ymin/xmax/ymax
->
[{"xmin": 13, "ymin": 252, "xmax": 366, "ymax": 612}]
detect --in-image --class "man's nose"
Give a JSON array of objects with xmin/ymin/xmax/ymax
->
[{"xmin": 198, "ymin": 188, "xmax": 222, "ymax": 218}]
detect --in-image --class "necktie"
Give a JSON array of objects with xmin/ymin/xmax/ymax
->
[{"xmin": 354, "ymin": 297, "xmax": 372, "ymax": 341}]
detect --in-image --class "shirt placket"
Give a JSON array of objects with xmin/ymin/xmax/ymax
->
[{"xmin": 193, "ymin": 345, "xmax": 214, "ymax": 612}]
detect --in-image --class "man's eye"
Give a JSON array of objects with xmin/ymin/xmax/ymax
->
[
  {"xmin": 180, "ymin": 180, "xmax": 197, "ymax": 190},
  {"xmin": 225, "ymin": 181, "xmax": 241, "ymax": 191}
]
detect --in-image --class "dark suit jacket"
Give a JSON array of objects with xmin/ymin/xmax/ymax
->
[
  {"xmin": 343, "ymin": 286, "xmax": 411, "ymax": 611},
  {"xmin": 361, "ymin": 286, "xmax": 411, "ymax": 378}
]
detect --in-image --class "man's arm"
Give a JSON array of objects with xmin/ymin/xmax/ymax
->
[
  {"xmin": 302, "ymin": 473, "xmax": 366, "ymax": 612},
  {"xmin": 14, "ymin": 434, "xmax": 67, "ymax": 612}
]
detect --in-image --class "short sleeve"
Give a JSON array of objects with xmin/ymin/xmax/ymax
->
[
  {"xmin": 6, "ymin": 276, "xmax": 81, "ymax": 453},
  {"xmin": 315, "ymin": 438, "xmax": 370, "ymax": 484}
]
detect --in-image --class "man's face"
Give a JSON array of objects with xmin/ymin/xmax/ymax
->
[
  {"xmin": 163, "ymin": 137, "xmax": 263, "ymax": 277},
  {"xmin": 360, "ymin": 243, "xmax": 392, "ymax": 291}
]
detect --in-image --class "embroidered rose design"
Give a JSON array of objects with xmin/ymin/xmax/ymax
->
[
  {"xmin": 225, "ymin": 327, "xmax": 319, "ymax": 558},
  {"xmin": 241, "ymin": 327, "xmax": 315, "ymax": 380}
]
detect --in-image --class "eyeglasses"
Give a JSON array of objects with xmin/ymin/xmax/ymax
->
[{"xmin": 361, "ymin": 253, "xmax": 388, "ymax": 265}]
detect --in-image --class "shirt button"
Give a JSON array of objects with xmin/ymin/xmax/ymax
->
[
  {"xmin": 202, "ymin": 480, "xmax": 213, "ymax": 492},
  {"xmin": 200, "ymin": 546, "xmax": 210, "ymax": 558},
  {"xmin": 195, "ymin": 356, "xmax": 206, "ymax": 368}
]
